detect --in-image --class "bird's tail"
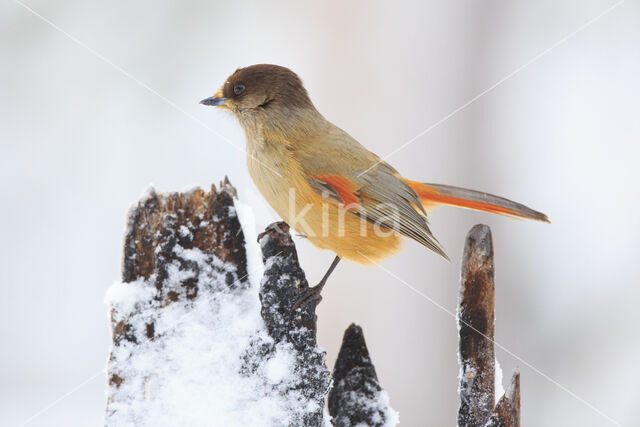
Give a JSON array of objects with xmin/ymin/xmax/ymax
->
[{"xmin": 403, "ymin": 179, "xmax": 549, "ymax": 222}]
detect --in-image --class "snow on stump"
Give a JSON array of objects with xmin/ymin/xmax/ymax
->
[
  {"xmin": 328, "ymin": 324, "xmax": 398, "ymax": 427},
  {"xmin": 105, "ymin": 179, "xmax": 330, "ymax": 426},
  {"xmin": 457, "ymin": 224, "xmax": 521, "ymax": 427}
]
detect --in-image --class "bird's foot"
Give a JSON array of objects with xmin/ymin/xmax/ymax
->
[
  {"xmin": 294, "ymin": 255, "xmax": 341, "ymax": 309},
  {"xmin": 294, "ymin": 283, "xmax": 324, "ymax": 308}
]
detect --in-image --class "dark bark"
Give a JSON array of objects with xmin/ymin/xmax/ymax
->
[
  {"xmin": 328, "ymin": 324, "xmax": 393, "ymax": 427},
  {"xmin": 257, "ymin": 221, "xmax": 318, "ymax": 345},
  {"xmin": 458, "ymin": 224, "xmax": 496, "ymax": 427}
]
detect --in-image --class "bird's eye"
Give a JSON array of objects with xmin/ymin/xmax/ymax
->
[{"xmin": 233, "ymin": 84, "xmax": 245, "ymax": 95}]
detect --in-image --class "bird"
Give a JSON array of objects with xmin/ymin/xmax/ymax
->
[{"xmin": 201, "ymin": 64, "xmax": 548, "ymax": 304}]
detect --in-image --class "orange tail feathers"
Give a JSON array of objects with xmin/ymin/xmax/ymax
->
[{"xmin": 403, "ymin": 179, "xmax": 549, "ymax": 222}]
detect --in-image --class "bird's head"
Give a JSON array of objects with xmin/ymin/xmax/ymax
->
[{"xmin": 200, "ymin": 64, "xmax": 315, "ymax": 122}]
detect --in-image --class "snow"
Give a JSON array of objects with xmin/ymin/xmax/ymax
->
[
  {"xmin": 495, "ymin": 358, "xmax": 505, "ymax": 399},
  {"xmin": 234, "ymin": 197, "xmax": 264, "ymax": 289},
  {"xmin": 137, "ymin": 185, "xmax": 157, "ymax": 204},
  {"xmin": 104, "ymin": 279, "xmax": 155, "ymax": 316},
  {"xmin": 332, "ymin": 386, "xmax": 399, "ymax": 427},
  {"xmin": 362, "ymin": 390, "xmax": 398, "ymax": 427},
  {"xmin": 264, "ymin": 345, "xmax": 295, "ymax": 384},
  {"xmin": 105, "ymin": 239, "xmax": 318, "ymax": 426}
]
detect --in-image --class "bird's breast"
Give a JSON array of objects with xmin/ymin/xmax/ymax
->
[{"xmin": 246, "ymin": 136, "xmax": 304, "ymax": 221}]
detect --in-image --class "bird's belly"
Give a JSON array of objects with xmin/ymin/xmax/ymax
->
[
  {"xmin": 246, "ymin": 150, "xmax": 293, "ymax": 221},
  {"xmin": 247, "ymin": 147, "xmax": 402, "ymax": 264},
  {"xmin": 255, "ymin": 179, "xmax": 402, "ymax": 263},
  {"xmin": 299, "ymin": 201, "xmax": 404, "ymax": 264}
]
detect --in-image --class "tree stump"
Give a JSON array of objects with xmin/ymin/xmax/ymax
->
[{"xmin": 105, "ymin": 179, "xmax": 330, "ymax": 426}]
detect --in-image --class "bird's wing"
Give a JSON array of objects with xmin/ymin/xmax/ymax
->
[{"xmin": 296, "ymin": 129, "xmax": 448, "ymax": 259}]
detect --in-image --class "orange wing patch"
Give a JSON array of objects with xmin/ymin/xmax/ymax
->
[{"xmin": 311, "ymin": 174, "xmax": 360, "ymax": 206}]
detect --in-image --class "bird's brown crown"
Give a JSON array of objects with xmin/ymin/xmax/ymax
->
[{"xmin": 220, "ymin": 64, "xmax": 314, "ymax": 112}]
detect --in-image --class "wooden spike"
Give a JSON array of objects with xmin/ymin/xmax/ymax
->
[
  {"xmin": 486, "ymin": 370, "xmax": 521, "ymax": 427},
  {"xmin": 458, "ymin": 224, "xmax": 496, "ymax": 427}
]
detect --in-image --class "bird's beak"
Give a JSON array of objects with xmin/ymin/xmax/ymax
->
[{"xmin": 200, "ymin": 96, "xmax": 227, "ymax": 107}]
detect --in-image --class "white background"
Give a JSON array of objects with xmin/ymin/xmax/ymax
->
[{"xmin": 1, "ymin": 1, "xmax": 639, "ymax": 426}]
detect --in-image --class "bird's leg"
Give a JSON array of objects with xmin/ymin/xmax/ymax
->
[{"xmin": 295, "ymin": 256, "xmax": 341, "ymax": 307}]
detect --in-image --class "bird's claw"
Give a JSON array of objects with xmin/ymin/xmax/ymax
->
[{"xmin": 294, "ymin": 285, "xmax": 323, "ymax": 309}]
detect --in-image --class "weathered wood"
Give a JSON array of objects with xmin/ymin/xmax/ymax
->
[
  {"xmin": 122, "ymin": 177, "xmax": 247, "ymax": 288},
  {"xmin": 257, "ymin": 221, "xmax": 319, "ymax": 344},
  {"xmin": 486, "ymin": 371, "xmax": 521, "ymax": 427},
  {"xmin": 328, "ymin": 324, "xmax": 396, "ymax": 427},
  {"xmin": 458, "ymin": 224, "xmax": 496, "ymax": 427}
]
